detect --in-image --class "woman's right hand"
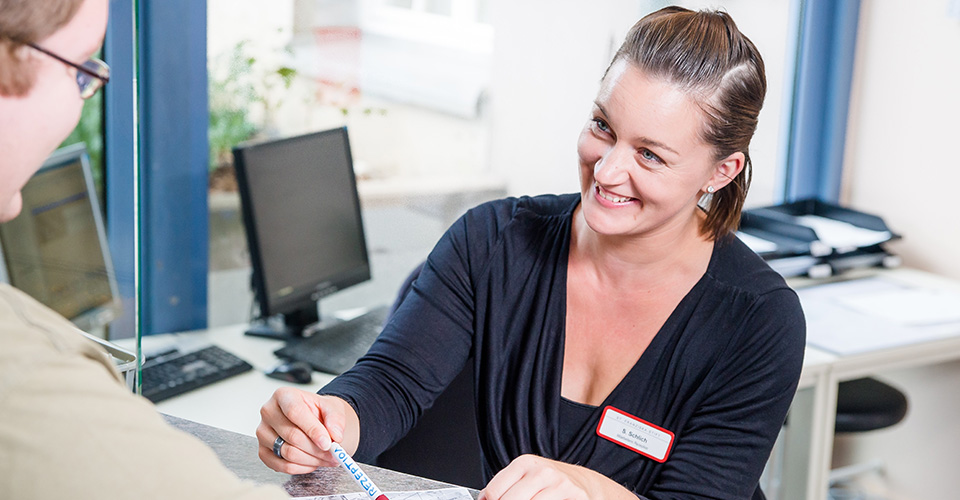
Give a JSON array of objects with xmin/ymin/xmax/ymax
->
[{"xmin": 256, "ymin": 387, "xmax": 359, "ymax": 474}]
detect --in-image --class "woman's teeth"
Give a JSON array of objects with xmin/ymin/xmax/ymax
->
[{"xmin": 597, "ymin": 186, "xmax": 632, "ymax": 203}]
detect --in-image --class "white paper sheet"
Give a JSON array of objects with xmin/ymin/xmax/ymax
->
[
  {"xmin": 797, "ymin": 277, "xmax": 960, "ymax": 355},
  {"xmin": 794, "ymin": 215, "xmax": 891, "ymax": 251},
  {"xmin": 836, "ymin": 287, "xmax": 960, "ymax": 325},
  {"xmin": 294, "ymin": 486, "xmax": 473, "ymax": 500},
  {"xmin": 736, "ymin": 231, "xmax": 778, "ymax": 254}
]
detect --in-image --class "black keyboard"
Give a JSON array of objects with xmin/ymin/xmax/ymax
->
[
  {"xmin": 274, "ymin": 305, "xmax": 390, "ymax": 375},
  {"xmin": 140, "ymin": 345, "xmax": 253, "ymax": 403}
]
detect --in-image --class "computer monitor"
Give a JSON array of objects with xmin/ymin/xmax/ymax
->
[
  {"xmin": 233, "ymin": 126, "xmax": 372, "ymax": 339},
  {"xmin": 0, "ymin": 144, "xmax": 122, "ymax": 334}
]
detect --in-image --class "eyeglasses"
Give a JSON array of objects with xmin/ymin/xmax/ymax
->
[{"xmin": 27, "ymin": 43, "xmax": 110, "ymax": 99}]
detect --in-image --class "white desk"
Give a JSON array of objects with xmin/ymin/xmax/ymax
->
[
  {"xmin": 141, "ymin": 267, "xmax": 960, "ymax": 500},
  {"xmin": 781, "ymin": 267, "xmax": 960, "ymax": 500}
]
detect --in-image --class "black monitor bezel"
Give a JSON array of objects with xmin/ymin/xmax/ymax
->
[{"xmin": 232, "ymin": 126, "xmax": 372, "ymax": 328}]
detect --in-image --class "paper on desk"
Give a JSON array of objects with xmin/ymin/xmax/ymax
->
[
  {"xmin": 836, "ymin": 287, "xmax": 960, "ymax": 325},
  {"xmin": 798, "ymin": 277, "xmax": 960, "ymax": 355},
  {"xmin": 294, "ymin": 486, "xmax": 473, "ymax": 500},
  {"xmin": 794, "ymin": 215, "xmax": 891, "ymax": 251},
  {"xmin": 736, "ymin": 231, "xmax": 778, "ymax": 254}
]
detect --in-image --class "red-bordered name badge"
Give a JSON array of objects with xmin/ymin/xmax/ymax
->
[{"xmin": 596, "ymin": 406, "xmax": 675, "ymax": 463}]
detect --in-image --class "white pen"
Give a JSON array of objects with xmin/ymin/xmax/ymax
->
[{"xmin": 329, "ymin": 442, "xmax": 390, "ymax": 500}]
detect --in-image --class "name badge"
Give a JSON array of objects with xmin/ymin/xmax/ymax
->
[{"xmin": 595, "ymin": 406, "xmax": 674, "ymax": 463}]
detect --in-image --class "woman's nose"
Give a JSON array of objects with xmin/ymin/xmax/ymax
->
[{"xmin": 593, "ymin": 144, "xmax": 632, "ymax": 184}]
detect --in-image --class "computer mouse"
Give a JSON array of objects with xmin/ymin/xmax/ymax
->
[{"xmin": 266, "ymin": 361, "xmax": 313, "ymax": 384}]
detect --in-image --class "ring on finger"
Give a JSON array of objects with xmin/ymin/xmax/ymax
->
[{"xmin": 273, "ymin": 436, "xmax": 285, "ymax": 459}]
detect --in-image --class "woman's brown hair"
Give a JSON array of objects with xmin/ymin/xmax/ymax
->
[
  {"xmin": 0, "ymin": 0, "xmax": 83, "ymax": 97},
  {"xmin": 610, "ymin": 6, "xmax": 766, "ymax": 240}
]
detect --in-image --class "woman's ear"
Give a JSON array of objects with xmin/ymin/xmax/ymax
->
[{"xmin": 704, "ymin": 152, "xmax": 745, "ymax": 192}]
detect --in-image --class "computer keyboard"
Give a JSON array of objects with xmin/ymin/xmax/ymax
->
[
  {"xmin": 274, "ymin": 305, "xmax": 390, "ymax": 375},
  {"xmin": 140, "ymin": 345, "xmax": 253, "ymax": 403}
]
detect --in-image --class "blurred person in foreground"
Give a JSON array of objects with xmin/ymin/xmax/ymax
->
[{"xmin": 0, "ymin": 0, "xmax": 288, "ymax": 498}]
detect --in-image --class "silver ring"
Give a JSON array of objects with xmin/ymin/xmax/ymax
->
[{"xmin": 273, "ymin": 436, "xmax": 285, "ymax": 459}]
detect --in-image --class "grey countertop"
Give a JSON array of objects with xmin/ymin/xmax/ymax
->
[{"xmin": 165, "ymin": 414, "xmax": 478, "ymax": 498}]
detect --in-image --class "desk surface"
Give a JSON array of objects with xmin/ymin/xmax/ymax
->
[
  {"xmin": 165, "ymin": 414, "xmax": 477, "ymax": 498},
  {"xmin": 791, "ymin": 267, "xmax": 960, "ymax": 379}
]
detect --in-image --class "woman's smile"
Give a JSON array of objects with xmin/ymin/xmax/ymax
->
[{"xmin": 594, "ymin": 183, "xmax": 638, "ymax": 206}]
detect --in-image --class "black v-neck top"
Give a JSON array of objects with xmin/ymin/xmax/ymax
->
[
  {"xmin": 559, "ymin": 397, "xmax": 597, "ymax": 455},
  {"xmin": 322, "ymin": 194, "xmax": 805, "ymax": 500}
]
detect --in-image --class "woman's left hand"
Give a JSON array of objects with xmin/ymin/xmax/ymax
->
[
  {"xmin": 479, "ymin": 454, "xmax": 637, "ymax": 500},
  {"xmin": 479, "ymin": 455, "xmax": 589, "ymax": 500}
]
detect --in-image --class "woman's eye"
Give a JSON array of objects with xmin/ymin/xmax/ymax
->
[
  {"xmin": 639, "ymin": 148, "xmax": 663, "ymax": 164},
  {"xmin": 591, "ymin": 118, "xmax": 611, "ymax": 133}
]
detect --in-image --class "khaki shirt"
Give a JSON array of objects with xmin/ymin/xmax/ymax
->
[{"xmin": 0, "ymin": 284, "xmax": 288, "ymax": 500}]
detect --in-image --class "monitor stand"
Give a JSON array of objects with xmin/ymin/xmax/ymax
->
[
  {"xmin": 271, "ymin": 303, "xmax": 391, "ymax": 375},
  {"xmin": 245, "ymin": 307, "xmax": 319, "ymax": 341}
]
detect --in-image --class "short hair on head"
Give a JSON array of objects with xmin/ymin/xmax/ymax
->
[
  {"xmin": 609, "ymin": 6, "xmax": 767, "ymax": 240},
  {"xmin": 0, "ymin": 0, "xmax": 84, "ymax": 97}
]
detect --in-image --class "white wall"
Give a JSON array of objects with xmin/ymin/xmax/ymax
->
[
  {"xmin": 839, "ymin": 1, "xmax": 960, "ymax": 498},
  {"xmin": 844, "ymin": 0, "xmax": 960, "ymax": 280}
]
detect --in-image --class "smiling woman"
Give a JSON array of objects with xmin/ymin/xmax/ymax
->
[
  {"xmin": 577, "ymin": 60, "xmax": 736, "ymax": 241},
  {"xmin": 258, "ymin": 6, "xmax": 805, "ymax": 500},
  {"xmin": 581, "ymin": 6, "xmax": 765, "ymax": 242}
]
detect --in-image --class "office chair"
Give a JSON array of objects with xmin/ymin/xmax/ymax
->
[
  {"xmin": 835, "ymin": 378, "xmax": 908, "ymax": 433},
  {"xmin": 372, "ymin": 263, "xmax": 486, "ymax": 489},
  {"xmin": 828, "ymin": 377, "xmax": 908, "ymax": 500},
  {"xmin": 763, "ymin": 378, "xmax": 908, "ymax": 500}
]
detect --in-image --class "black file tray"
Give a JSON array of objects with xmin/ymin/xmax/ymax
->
[
  {"xmin": 739, "ymin": 198, "xmax": 901, "ymax": 278},
  {"xmin": 739, "ymin": 210, "xmax": 822, "ymax": 259}
]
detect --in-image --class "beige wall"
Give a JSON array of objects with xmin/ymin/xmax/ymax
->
[
  {"xmin": 843, "ymin": 0, "xmax": 960, "ymax": 279},
  {"xmin": 838, "ymin": 2, "xmax": 960, "ymax": 498}
]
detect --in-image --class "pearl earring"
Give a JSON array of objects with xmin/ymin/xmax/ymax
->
[{"xmin": 706, "ymin": 186, "xmax": 715, "ymax": 194}]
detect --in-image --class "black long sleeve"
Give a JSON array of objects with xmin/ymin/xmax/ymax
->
[{"xmin": 321, "ymin": 194, "xmax": 805, "ymax": 499}]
